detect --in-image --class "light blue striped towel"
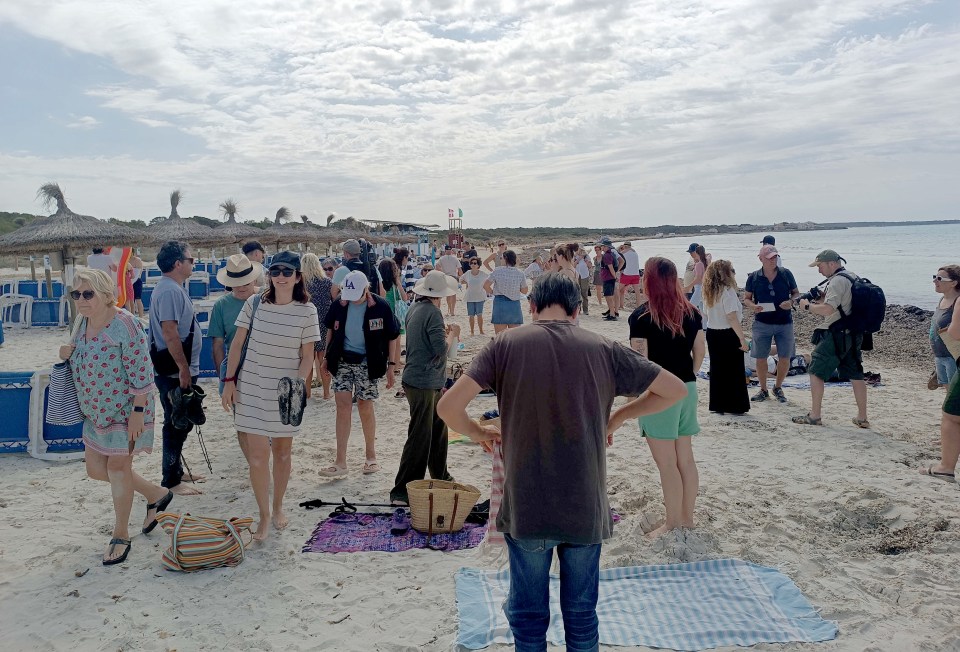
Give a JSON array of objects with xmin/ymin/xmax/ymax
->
[{"xmin": 455, "ymin": 558, "xmax": 838, "ymax": 650}]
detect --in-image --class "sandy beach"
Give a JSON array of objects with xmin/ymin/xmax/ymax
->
[{"xmin": 1, "ymin": 268, "xmax": 959, "ymax": 651}]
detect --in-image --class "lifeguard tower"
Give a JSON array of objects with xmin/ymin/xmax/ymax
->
[{"xmin": 447, "ymin": 209, "xmax": 463, "ymax": 249}]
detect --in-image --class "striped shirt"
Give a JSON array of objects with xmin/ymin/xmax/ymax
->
[
  {"xmin": 402, "ymin": 263, "xmax": 418, "ymax": 292},
  {"xmin": 233, "ymin": 298, "xmax": 321, "ymax": 437}
]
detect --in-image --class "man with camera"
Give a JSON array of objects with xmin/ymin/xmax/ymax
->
[
  {"xmin": 332, "ymin": 239, "xmax": 385, "ymax": 298},
  {"xmin": 792, "ymin": 250, "xmax": 870, "ymax": 428},
  {"xmin": 743, "ymin": 244, "xmax": 799, "ymax": 403}
]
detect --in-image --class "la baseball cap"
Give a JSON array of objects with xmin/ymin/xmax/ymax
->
[{"xmin": 340, "ymin": 270, "xmax": 369, "ymax": 301}]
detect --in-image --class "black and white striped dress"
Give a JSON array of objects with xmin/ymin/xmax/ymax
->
[{"xmin": 233, "ymin": 297, "xmax": 321, "ymax": 437}]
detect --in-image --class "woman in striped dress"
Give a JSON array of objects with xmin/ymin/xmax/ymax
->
[{"xmin": 221, "ymin": 251, "xmax": 321, "ymax": 541}]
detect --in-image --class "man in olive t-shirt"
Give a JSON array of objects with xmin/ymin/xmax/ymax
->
[{"xmin": 438, "ymin": 273, "xmax": 686, "ymax": 652}]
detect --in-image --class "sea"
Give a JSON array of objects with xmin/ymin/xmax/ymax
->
[{"xmin": 606, "ymin": 224, "xmax": 953, "ymax": 308}]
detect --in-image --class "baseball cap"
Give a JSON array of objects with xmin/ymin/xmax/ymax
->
[
  {"xmin": 340, "ymin": 270, "xmax": 369, "ymax": 301},
  {"xmin": 808, "ymin": 250, "xmax": 846, "ymax": 267},
  {"xmin": 269, "ymin": 250, "xmax": 301, "ymax": 270},
  {"xmin": 686, "ymin": 243, "xmax": 699, "ymax": 253},
  {"xmin": 759, "ymin": 244, "xmax": 778, "ymax": 260},
  {"xmin": 761, "ymin": 235, "xmax": 776, "ymax": 245},
  {"xmin": 342, "ymin": 239, "xmax": 362, "ymax": 255},
  {"xmin": 599, "ymin": 237, "xmax": 613, "ymax": 247}
]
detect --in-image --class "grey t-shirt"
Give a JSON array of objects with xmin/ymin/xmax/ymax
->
[
  {"xmin": 402, "ymin": 300, "xmax": 447, "ymax": 390},
  {"xmin": 466, "ymin": 321, "xmax": 662, "ymax": 544},
  {"xmin": 148, "ymin": 276, "xmax": 202, "ymax": 377}
]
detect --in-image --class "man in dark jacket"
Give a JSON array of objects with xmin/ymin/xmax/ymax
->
[{"xmin": 319, "ymin": 271, "xmax": 400, "ymax": 477}]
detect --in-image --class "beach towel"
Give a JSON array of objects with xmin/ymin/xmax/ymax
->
[
  {"xmin": 455, "ymin": 558, "xmax": 838, "ymax": 651},
  {"xmin": 302, "ymin": 512, "xmax": 486, "ymax": 554},
  {"xmin": 698, "ymin": 357, "xmax": 880, "ymax": 389}
]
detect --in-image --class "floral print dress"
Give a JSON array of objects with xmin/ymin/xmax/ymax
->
[{"xmin": 70, "ymin": 310, "xmax": 157, "ymax": 456}]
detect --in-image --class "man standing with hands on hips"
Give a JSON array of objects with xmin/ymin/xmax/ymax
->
[
  {"xmin": 743, "ymin": 244, "xmax": 799, "ymax": 403},
  {"xmin": 149, "ymin": 241, "xmax": 204, "ymax": 495}
]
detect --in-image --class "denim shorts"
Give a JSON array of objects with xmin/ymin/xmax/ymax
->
[
  {"xmin": 935, "ymin": 356, "xmax": 958, "ymax": 386},
  {"xmin": 752, "ymin": 320, "xmax": 795, "ymax": 360},
  {"xmin": 491, "ymin": 295, "xmax": 523, "ymax": 324},
  {"xmin": 467, "ymin": 300, "xmax": 485, "ymax": 317}
]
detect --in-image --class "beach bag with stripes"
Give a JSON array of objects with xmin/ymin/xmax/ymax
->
[
  {"xmin": 47, "ymin": 316, "xmax": 85, "ymax": 426},
  {"xmin": 157, "ymin": 512, "xmax": 254, "ymax": 572}
]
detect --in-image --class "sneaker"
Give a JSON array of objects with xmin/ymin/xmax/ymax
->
[
  {"xmin": 167, "ymin": 387, "xmax": 191, "ymax": 430},
  {"xmin": 751, "ymin": 389, "xmax": 769, "ymax": 402},
  {"xmin": 185, "ymin": 384, "xmax": 206, "ymax": 425},
  {"xmin": 604, "ymin": 315, "xmax": 619, "ymax": 321},
  {"xmin": 390, "ymin": 508, "xmax": 411, "ymax": 535},
  {"xmin": 772, "ymin": 387, "xmax": 787, "ymax": 403},
  {"xmin": 602, "ymin": 310, "xmax": 610, "ymax": 317}
]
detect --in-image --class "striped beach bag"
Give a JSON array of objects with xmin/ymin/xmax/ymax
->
[
  {"xmin": 156, "ymin": 512, "xmax": 254, "ymax": 572},
  {"xmin": 47, "ymin": 316, "xmax": 85, "ymax": 426}
]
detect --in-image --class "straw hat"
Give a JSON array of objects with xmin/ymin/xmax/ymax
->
[
  {"xmin": 413, "ymin": 270, "xmax": 458, "ymax": 298},
  {"xmin": 216, "ymin": 254, "xmax": 263, "ymax": 287}
]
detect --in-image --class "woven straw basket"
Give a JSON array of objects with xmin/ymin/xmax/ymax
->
[{"xmin": 406, "ymin": 480, "xmax": 481, "ymax": 535}]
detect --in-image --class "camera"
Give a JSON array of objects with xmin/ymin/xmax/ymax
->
[{"xmin": 797, "ymin": 286, "xmax": 822, "ymax": 303}]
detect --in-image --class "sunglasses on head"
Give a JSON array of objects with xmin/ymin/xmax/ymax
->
[
  {"xmin": 70, "ymin": 290, "xmax": 97, "ymax": 301},
  {"xmin": 269, "ymin": 268, "xmax": 296, "ymax": 277}
]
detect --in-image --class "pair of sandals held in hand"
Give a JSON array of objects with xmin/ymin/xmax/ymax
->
[{"xmin": 278, "ymin": 377, "xmax": 307, "ymax": 426}]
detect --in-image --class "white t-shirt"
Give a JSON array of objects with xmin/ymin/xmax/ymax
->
[
  {"xmin": 438, "ymin": 254, "xmax": 461, "ymax": 277},
  {"xmin": 576, "ymin": 258, "xmax": 591, "ymax": 279},
  {"xmin": 704, "ymin": 287, "xmax": 743, "ymax": 330},
  {"xmin": 622, "ymin": 249, "xmax": 641, "ymax": 276},
  {"xmin": 463, "ymin": 270, "xmax": 490, "ymax": 303},
  {"xmin": 87, "ymin": 254, "xmax": 115, "ymax": 275}
]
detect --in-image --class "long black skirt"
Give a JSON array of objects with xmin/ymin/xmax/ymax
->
[{"xmin": 706, "ymin": 328, "xmax": 750, "ymax": 414}]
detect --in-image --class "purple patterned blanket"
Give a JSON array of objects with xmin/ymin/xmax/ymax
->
[{"xmin": 303, "ymin": 512, "xmax": 487, "ymax": 554}]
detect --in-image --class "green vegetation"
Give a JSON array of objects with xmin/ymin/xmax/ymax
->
[{"xmin": 0, "ymin": 211, "xmax": 43, "ymax": 235}]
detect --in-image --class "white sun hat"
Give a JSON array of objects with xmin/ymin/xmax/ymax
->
[
  {"xmin": 216, "ymin": 254, "xmax": 264, "ymax": 287},
  {"xmin": 413, "ymin": 270, "xmax": 458, "ymax": 298}
]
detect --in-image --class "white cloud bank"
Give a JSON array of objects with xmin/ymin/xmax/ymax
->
[{"xmin": 1, "ymin": 0, "xmax": 958, "ymax": 227}]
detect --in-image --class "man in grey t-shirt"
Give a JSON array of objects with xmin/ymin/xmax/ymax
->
[
  {"xmin": 438, "ymin": 273, "xmax": 686, "ymax": 651},
  {"xmin": 149, "ymin": 241, "xmax": 204, "ymax": 494}
]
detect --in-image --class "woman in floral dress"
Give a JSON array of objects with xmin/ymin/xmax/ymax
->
[{"xmin": 59, "ymin": 269, "xmax": 171, "ymax": 566}]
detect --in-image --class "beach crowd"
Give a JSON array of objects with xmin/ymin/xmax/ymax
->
[{"xmin": 56, "ymin": 233, "xmax": 960, "ymax": 652}]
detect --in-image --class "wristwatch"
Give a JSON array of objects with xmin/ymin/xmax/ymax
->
[{"xmin": 133, "ymin": 406, "xmax": 145, "ymax": 413}]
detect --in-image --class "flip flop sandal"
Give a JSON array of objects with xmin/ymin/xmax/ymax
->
[
  {"xmin": 792, "ymin": 413, "xmax": 823, "ymax": 426},
  {"xmin": 921, "ymin": 465, "xmax": 956, "ymax": 482},
  {"xmin": 362, "ymin": 460, "xmax": 382, "ymax": 474},
  {"xmin": 851, "ymin": 417, "xmax": 871, "ymax": 429},
  {"xmin": 318, "ymin": 464, "xmax": 348, "ymax": 478},
  {"xmin": 142, "ymin": 490, "xmax": 174, "ymax": 534},
  {"xmin": 288, "ymin": 378, "xmax": 307, "ymax": 427},
  {"xmin": 102, "ymin": 538, "xmax": 131, "ymax": 566},
  {"xmin": 277, "ymin": 377, "xmax": 293, "ymax": 425}
]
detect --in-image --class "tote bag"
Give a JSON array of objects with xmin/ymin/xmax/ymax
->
[
  {"xmin": 157, "ymin": 512, "xmax": 254, "ymax": 572},
  {"xmin": 391, "ymin": 286, "xmax": 408, "ymax": 325},
  {"xmin": 46, "ymin": 316, "xmax": 85, "ymax": 427}
]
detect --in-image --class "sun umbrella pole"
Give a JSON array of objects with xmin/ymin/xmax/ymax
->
[
  {"xmin": 63, "ymin": 248, "xmax": 76, "ymax": 324},
  {"xmin": 30, "ymin": 256, "xmax": 37, "ymax": 281}
]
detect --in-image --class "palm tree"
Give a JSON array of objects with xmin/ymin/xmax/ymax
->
[
  {"xmin": 219, "ymin": 198, "xmax": 239, "ymax": 222},
  {"xmin": 169, "ymin": 189, "xmax": 183, "ymax": 219},
  {"xmin": 275, "ymin": 206, "xmax": 290, "ymax": 225}
]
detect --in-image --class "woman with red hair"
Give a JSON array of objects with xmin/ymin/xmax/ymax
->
[{"xmin": 624, "ymin": 257, "xmax": 705, "ymax": 538}]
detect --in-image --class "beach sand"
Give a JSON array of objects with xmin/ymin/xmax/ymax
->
[{"xmin": 1, "ymin": 278, "xmax": 959, "ymax": 651}]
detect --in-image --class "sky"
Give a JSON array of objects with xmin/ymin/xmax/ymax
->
[{"xmin": 0, "ymin": 0, "xmax": 958, "ymax": 229}]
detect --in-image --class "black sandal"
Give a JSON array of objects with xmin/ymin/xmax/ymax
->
[
  {"xmin": 142, "ymin": 490, "xmax": 173, "ymax": 534},
  {"xmin": 102, "ymin": 538, "xmax": 131, "ymax": 566}
]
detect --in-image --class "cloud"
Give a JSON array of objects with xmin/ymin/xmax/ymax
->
[
  {"xmin": 0, "ymin": 0, "xmax": 958, "ymax": 226},
  {"xmin": 65, "ymin": 115, "xmax": 100, "ymax": 129}
]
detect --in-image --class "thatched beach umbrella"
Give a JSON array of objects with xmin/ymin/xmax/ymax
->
[
  {"xmin": 146, "ymin": 190, "xmax": 218, "ymax": 247},
  {"xmin": 211, "ymin": 198, "xmax": 262, "ymax": 247}
]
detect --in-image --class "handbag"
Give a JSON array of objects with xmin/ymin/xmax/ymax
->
[
  {"xmin": 149, "ymin": 319, "xmax": 195, "ymax": 376},
  {"xmin": 391, "ymin": 286, "xmax": 408, "ymax": 325},
  {"xmin": 156, "ymin": 512, "xmax": 254, "ymax": 572},
  {"xmin": 46, "ymin": 316, "xmax": 85, "ymax": 426}
]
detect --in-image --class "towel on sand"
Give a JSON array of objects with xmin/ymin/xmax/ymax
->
[
  {"xmin": 455, "ymin": 558, "xmax": 838, "ymax": 651},
  {"xmin": 303, "ymin": 512, "xmax": 486, "ymax": 554}
]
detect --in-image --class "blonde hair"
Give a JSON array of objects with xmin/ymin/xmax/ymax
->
[
  {"xmin": 300, "ymin": 253, "xmax": 324, "ymax": 283},
  {"xmin": 702, "ymin": 259, "xmax": 737, "ymax": 308},
  {"xmin": 73, "ymin": 268, "xmax": 117, "ymax": 304}
]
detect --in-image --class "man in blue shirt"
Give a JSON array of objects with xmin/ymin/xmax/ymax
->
[
  {"xmin": 320, "ymin": 271, "xmax": 400, "ymax": 477},
  {"xmin": 149, "ymin": 241, "xmax": 204, "ymax": 495}
]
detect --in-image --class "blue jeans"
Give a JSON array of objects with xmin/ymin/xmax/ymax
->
[
  {"xmin": 936, "ymin": 356, "xmax": 958, "ymax": 386},
  {"xmin": 504, "ymin": 534, "xmax": 601, "ymax": 652}
]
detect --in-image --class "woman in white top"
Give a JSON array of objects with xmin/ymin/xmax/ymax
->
[
  {"xmin": 702, "ymin": 259, "xmax": 749, "ymax": 415},
  {"xmin": 460, "ymin": 256, "xmax": 490, "ymax": 335},
  {"xmin": 221, "ymin": 251, "xmax": 321, "ymax": 541}
]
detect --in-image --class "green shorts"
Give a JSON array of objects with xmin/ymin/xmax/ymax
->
[
  {"xmin": 808, "ymin": 329, "xmax": 864, "ymax": 382},
  {"xmin": 945, "ymin": 370, "xmax": 960, "ymax": 417},
  {"xmin": 639, "ymin": 381, "xmax": 699, "ymax": 440}
]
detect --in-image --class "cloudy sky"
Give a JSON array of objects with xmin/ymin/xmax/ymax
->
[{"xmin": 1, "ymin": 0, "xmax": 958, "ymax": 228}]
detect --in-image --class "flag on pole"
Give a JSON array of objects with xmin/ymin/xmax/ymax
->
[
  {"xmin": 458, "ymin": 208, "xmax": 463, "ymax": 218},
  {"xmin": 448, "ymin": 208, "xmax": 454, "ymax": 218}
]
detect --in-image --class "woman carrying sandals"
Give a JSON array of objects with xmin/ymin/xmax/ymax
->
[
  {"xmin": 701, "ymin": 260, "xmax": 750, "ymax": 415},
  {"xmin": 389, "ymin": 270, "xmax": 461, "ymax": 505},
  {"xmin": 222, "ymin": 251, "xmax": 321, "ymax": 541},
  {"xmin": 58, "ymin": 269, "xmax": 171, "ymax": 566}
]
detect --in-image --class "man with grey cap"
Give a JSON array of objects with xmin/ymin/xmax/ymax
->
[
  {"xmin": 332, "ymin": 239, "xmax": 384, "ymax": 298},
  {"xmin": 320, "ymin": 270, "xmax": 401, "ymax": 477},
  {"xmin": 792, "ymin": 250, "xmax": 870, "ymax": 429},
  {"xmin": 389, "ymin": 270, "xmax": 461, "ymax": 505}
]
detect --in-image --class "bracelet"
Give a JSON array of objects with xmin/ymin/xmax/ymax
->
[
  {"xmin": 133, "ymin": 406, "xmax": 145, "ymax": 413},
  {"xmin": 223, "ymin": 376, "xmax": 237, "ymax": 383}
]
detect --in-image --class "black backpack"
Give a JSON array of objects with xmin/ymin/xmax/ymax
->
[{"xmin": 835, "ymin": 271, "xmax": 885, "ymax": 334}]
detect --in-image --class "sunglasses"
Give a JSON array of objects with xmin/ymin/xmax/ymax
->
[
  {"xmin": 470, "ymin": 261, "xmax": 480, "ymax": 266},
  {"xmin": 269, "ymin": 268, "xmax": 296, "ymax": 277},
  {"xmin": 181, "ymin": 257, "xmax": 195, "ymax": 265},
  {"xmin": 933, "ymin": 275, "xmax": 952, "ymax": 282},
  {"xmin": 70, "ymin": 290, "xmax": 97, "ymax": 301}
]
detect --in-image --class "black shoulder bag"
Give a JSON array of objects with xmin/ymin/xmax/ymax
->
[{"xmin": 150, "ymin": 319, "xmax": 195, "ymax": 376}]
